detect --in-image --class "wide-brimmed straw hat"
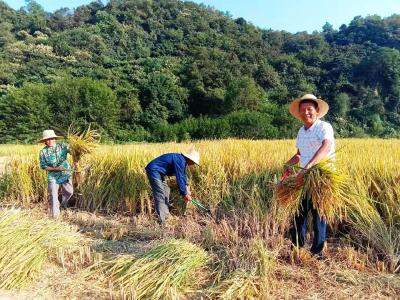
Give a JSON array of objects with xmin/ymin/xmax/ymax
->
[
  {"xmin": 288, "ymin": 94, "xmax": 329, "ymax": 121},
  {"xmin": 38, "ymin": 129, "xmax": 64, "ymax": 143},
  {"xmin": 183, "ymin": 150, "xmax": 200, "ymax": 166}
]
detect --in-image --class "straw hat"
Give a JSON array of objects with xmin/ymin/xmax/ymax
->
[
  {"xmin": 289, "ymin": 94, "xmax": 329, "ymax": 121},
  {"xmin": 183, "ymin": 149, "xmax": 200, "ymax": 165},
  {"xmin": 38, "ymin": 129, "xmax": 63, "ymax": 143}
]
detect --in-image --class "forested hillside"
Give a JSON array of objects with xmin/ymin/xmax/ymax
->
[{"xmin": 0, "ymin": 0, "xmax": 400, "ymax": 142}]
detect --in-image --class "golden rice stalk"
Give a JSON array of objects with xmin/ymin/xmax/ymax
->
[
  {"xmin": 303, "ymin": 159, "xmax": 350, "ymax": 224},
  {"xmin": 347, "ymin": 201, "xmax": 400, "ymax": 273},
  {"xmin": 272, "ymin": 174, "xmax": 302, "ymax": 220},
  {"xmin": 0, "ymin": 209, "xmax": 82, "ymax": 289},
  {"xmin": 273, "ymin": 159, "xmax": 350, "ymax": 225},
  {"xmin": 210, "ymin": 271, "xmax": 262, "ymax": 300},
  {"xmin": 67, "ymin": 125, "xmax": 100, "ymax": 164},
  {"xmin": 90, "ymin": 239, "xmax": 209, "ymax": 299}
]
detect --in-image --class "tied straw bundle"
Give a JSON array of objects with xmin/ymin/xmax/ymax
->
[{"xmin": 273, "ymin": 159, "xmax": 350, "ymax": 225}]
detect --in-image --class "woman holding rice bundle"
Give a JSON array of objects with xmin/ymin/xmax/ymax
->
[
  {"xmin": 284, "ymin": 94, "xmax": 335, "ymax": 257},
  {"xmin": 39, "ymin": 129, "xmax": 74, "ymax": 218}
]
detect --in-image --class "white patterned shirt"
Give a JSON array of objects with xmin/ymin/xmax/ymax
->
[{"xmin": 296, "ymin": 119, "xmax": 335, "ymax": 167}]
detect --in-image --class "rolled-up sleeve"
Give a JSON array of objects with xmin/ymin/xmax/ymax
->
[{"xmin": 173, "ymin": 156, "xmax": 188, "ymax": 196}]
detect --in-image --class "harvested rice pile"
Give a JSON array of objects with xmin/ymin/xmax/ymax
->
[
  {"xmin": 0, "ymin": 209, "xmax": 82, "ymax": 289},
  {"xmin": 89, "ymin": 239, "xmax": 210, "ymax": 299}
]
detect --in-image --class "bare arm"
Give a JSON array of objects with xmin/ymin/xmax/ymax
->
[
  {"xmin": 286, "ymin": 149, "xmax": 300, "ymax": 166},
  {"xmin": 284, "ymin": 149, "xmax": 300, "ymax": 175},
  {"xmin": 294, "ymin": 139, "xmax": 332, "ymax": 185},
  {"xmin": 182, "ymin": 185, "xmax": 192, "ymax": 202}
]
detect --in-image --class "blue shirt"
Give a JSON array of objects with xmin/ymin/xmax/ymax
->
[
  {"xmin": 39, "ymin": 142, "xmax": 72, "ymax": 184},
  {"xmin": 145, "ymin": 153, "xmax": 188, "ymax": 196}
]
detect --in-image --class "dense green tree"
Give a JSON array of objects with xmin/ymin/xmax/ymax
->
[
  {"xmin": 332, "ymin": 92, "xmax": 350, "ymax": 117},
  {"xmin": 224, "ymin": 76, "xmax": 266, "ymax": 113},
  {"xmin": 140, "ymin": 70, "xmax": 188, "ymax": 123},
  {"xmin": 47, "ymin": 77, "xmax": 119, "ymax": 133},
  {"xmin": 0, "ymin": 83, "xmax": 51, "ymax": 142},
  {"xmin": 0, "ymin": 0, "xmax": 399, "ymax": 142},
  {"xmin": 24, "ymin": 0, "xmax": 48, "ymax": 34}
]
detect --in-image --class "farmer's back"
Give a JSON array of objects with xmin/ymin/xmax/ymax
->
[{"xmin": 145, "ymin": 153, "xmax": 186, "ymax": 178}]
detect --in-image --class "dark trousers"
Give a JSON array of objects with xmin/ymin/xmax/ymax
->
[
  {"xmin": 289, "ymin": 195, "xmax": 327, "ymax": 255},
  {"xmin": 146, "ymin": 172, "xmax": 171, "ymax": 224}
]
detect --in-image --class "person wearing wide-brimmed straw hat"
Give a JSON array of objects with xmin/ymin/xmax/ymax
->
[
  {"xmin": 145, "ymin": 150, "xmax": 200, "ymax": 225},
  {"xmin": 283, "ymin": 94, "xmax": 335, "ymax": 258},
  {"xmin": 39, "ymin": 129, "xmax": 74, "ymax": 218}
]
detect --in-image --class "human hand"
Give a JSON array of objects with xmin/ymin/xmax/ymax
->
[
  {"xmin": 183, "ymin": 194, "xmax": 192, "ymax": 203},
  {"xmin": 186, "ymin": 185, "xmax": 192, "ymax": 196},
  {"xmin": 281, "ymin": 167, "xmax": 292, "ymax": 181}
]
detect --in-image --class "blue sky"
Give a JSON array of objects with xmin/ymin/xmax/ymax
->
[{"xmin": 5, "ymin": 0, "xmax": 400, "ymax": 33}]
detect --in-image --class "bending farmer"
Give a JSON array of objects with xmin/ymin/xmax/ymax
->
[
  {"xmin": 285, "ymin": 94, "xmax": 335, "ymax": 257},
  {"xmin": 145, "ymin": 150, "xmax": 200, "ymax": 225},
  {"xmin": 39, "ymin": 129, "xmax": 73, "ymax": 218}
]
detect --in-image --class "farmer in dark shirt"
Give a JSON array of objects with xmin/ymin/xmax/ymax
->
[{"xmin": 145, "ymin": 150, "xmax": 200, "ymax": 225}]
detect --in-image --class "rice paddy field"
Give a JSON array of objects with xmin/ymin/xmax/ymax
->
[{"xmin": 0, "ymin": 139, "xmax": 399, "ymax": 299}]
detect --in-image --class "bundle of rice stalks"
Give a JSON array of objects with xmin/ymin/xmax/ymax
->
[
  {"xmin": 303, "ymin": 160, "xmax": 350, "ymax": 224},
  {"xmin": 67, "ymin": 125, "xmax": 100, "ymax": 164},
  {"xmin": 90, "ymin": 239, "xmax": 210, "ymax": 299},
  {"xmin": 272, "ymin": 174, "xmax": 302, "ymax": 220},
  {"xmin": 0, "ymin": 209, "xmax": 82, "ymax": 289},
  {"xmin": 273, "ymin": 159, "xmax": 350, "ymax": 225}
]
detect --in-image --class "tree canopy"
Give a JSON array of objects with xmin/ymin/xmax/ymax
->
[{"xmin": 1, "ymin": 0, "xmax": 400, "ymax": 142}]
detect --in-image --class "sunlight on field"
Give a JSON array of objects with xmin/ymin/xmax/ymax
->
[{"xmin": 0, "ymin": 139, "xmax": 399, "ymax": 299}]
